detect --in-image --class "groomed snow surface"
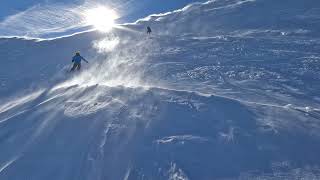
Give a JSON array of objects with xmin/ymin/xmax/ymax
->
[{"xmin": 1, "ymin": 0, "xmax": 320, "ymax": 179}]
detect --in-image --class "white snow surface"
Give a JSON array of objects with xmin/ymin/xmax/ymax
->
[{"xmin": 1, "ymin": 0, "xmax": 320, "ymax": 179}]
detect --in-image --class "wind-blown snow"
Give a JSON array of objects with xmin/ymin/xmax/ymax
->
[
  {"xmin": 1, "ymin": 0, "xmax": 320, "ymax": 179},
  {"xmin": 0, "ymin": 0, "xmax": 131, "ymax": 39},
  {"xmin": 0, "ymin": 3, "xmax": 88, "ymax": 38}
]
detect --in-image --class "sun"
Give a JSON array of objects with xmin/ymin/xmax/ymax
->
[{"xmin": 84, "ymin": 6, "xmax": 119, "ymax": 32}]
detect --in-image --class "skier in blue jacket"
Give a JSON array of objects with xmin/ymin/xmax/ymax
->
[{"xmin": 70, "ymin": 52, "xmax": 88, "ymax": 71}]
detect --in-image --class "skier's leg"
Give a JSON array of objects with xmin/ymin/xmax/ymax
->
[
  {"xmin": 77, "ymin": 63, "xmax": 81, "ymax": 70},
  {"xmin": 70, "ymin": 63, "xmax": 77, "ymax": 71}
]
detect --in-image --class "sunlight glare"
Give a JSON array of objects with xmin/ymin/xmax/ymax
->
[{"xmin": 85, "ymin": 6, "xmax": 119, "ymax": 32}]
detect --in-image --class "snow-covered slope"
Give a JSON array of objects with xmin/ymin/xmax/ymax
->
[
  {"xmin": 131, "ymin": 0, "xmax": 320, "ymax": 37},
  {"xmin": 1, "ymin": 0, "xmax": 320, "ymax": 179}
]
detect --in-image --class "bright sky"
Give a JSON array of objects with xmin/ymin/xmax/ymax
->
[{"xmin": 0, "ymin": 0, "xmax": 206, "ymax": 39}]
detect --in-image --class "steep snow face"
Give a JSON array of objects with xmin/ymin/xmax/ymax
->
[
  {"xmin": 1, "ymin": 0, "xmax": 320, "ymax": 179},
  {"xmin": 132, "ymin": 0, "xmax": 320, "ymax": 37}
]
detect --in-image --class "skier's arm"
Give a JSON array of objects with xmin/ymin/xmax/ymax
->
[{"xmin": 82, "ymin": 57, "xmax": 89, "ymax": 63}]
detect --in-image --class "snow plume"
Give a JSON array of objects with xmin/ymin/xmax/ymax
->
[
  {"xmin": 127, "ymin": 0, "xmax": 258, "ymax": 37},
  {"xmin": 0, "ymin": 0, "xmax": 131, "ymax": 39},
  {"xmin": 0, "ymin": 0, "xmax": 258, "ymax": 39},
  {"xmin": 55, "ymin": 32, "xmax": 159, "ymax": 89},
  {"xmin": 168, "ymin": 162, "xmax": 189, "ymax": 180},
  {"xmin": 0, "ymin": 3, "xmax": 86, "ymax": 38},
  {"xmin": 93, "ymin": 36, "xmax": 120, "ymax": 53},
  {"xmin": 0, "ymin": 90, "xmax": 44, "ymax": 115},
  {"xmin": 91, "ymin": 34, "xmax": 159, "ymax": 87}
]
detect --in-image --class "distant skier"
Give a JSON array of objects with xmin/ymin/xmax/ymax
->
[
  {"xmin": 70, "ymin": 52, "xmax": 88, "ymax": 71},
  {"xmin": 147, "ymin": 26, "xmax": 152, "ymax": 35}
]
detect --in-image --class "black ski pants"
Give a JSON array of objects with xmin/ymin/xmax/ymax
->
[{"xmin": 71, "ymin": 62, "xmax": 81, "ymax": 71}]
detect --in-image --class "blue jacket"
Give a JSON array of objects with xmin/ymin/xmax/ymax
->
[{"xmin": 72, "ymin": 55, "xmax": 88, "ymax": 63}]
